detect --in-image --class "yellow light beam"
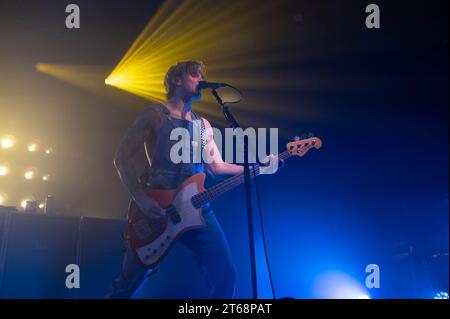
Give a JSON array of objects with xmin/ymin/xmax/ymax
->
[
  {"xmin": 104, "ymin": 0, "xmax": 344, "ymax": 127},
  {"xmin": 105, "ymin": 1, "xmax": 296, "ymax": 118},
  {"xmin": 35, "ymin": 64, "xmax": 149, "ymax": 110},
  {"xmin": 38, "ymin": 0, "xmax": 345, "ymax": 128}
]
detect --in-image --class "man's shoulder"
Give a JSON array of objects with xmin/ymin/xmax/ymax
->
[
  {"xmin": 139, "ymin": 103, "xmax": 169, "ymax": 119},
  {"xmin": 140, "ymin": 103, "xmax": 167, "ymax": 116},
  {"xmin": 133, "ymin": 103, "xmax": 166, "ymax": 128}
]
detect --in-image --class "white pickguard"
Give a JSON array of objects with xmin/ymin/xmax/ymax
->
[{"xmin": 136, "ymin": 182, "xmax": 204, "ymax": 266}]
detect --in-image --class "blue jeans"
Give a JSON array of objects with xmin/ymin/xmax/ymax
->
[{"xmin": 106, "ymin": 211, "xmax": 237, "ymax": 298}]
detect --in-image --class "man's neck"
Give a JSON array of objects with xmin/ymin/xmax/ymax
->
[{"xmin": 166, "ymin": 96, "xmax": 192, "ymax": 119}]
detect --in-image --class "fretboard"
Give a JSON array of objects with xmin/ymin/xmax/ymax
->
[{"xmin": 191, "ymin": 150, "xmax": 291, "ymax": 208}]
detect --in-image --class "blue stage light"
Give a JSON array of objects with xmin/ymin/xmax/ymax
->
[
  {"xmin": 312, "ymin": 271, "xmax": 371, "ymax": 299},
  {"xmin": 433, "ymin": 291, "xmax": 449, "ymax": 299}
]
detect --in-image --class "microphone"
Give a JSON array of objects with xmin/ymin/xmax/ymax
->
[{"xmin": 197, "ymin": 81, "xmax": 228, "ymax": 90}]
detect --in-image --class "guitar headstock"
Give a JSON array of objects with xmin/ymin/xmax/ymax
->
[{"xmin": 286, "ymin": 134, "xmax": 322, "ymax": 157}]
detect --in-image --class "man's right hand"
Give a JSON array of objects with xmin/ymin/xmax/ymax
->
[{"xmin": 137, "ymin": 197, "xmax": 166, "ymax": 219}]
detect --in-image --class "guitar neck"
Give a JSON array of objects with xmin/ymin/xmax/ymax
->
[{"xmin": 191, "ymin": 150, "xmax": 291, "ymax": 208}]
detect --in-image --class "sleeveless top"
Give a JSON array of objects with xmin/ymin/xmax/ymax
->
[{"xmin": 139, "ymin": 104, "xmax": 212, "ymax": 213}]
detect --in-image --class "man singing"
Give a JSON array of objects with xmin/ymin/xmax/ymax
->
[{"xmin": 107, "ymin": 61, "xmax": 244, "ymax": 298}]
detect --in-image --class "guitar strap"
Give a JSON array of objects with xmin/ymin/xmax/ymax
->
[
  {"xmin": 193, "ymin": 110, "xmax": 207, "ymax": 154},
  {"xmin": 167, "ymin": 110, "xmax": 205, "ymax": 192}
]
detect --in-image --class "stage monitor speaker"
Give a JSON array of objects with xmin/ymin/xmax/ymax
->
[
  {"xmin": 0, "ymin": 213, "xmax": 79, "ymax": 298},
  {"xmin": 75, "ymin": 217, "xmax": 127, "ymax": 298}
]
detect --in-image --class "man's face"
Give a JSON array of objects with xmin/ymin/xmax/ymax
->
[{"xmin": 176, "ymin": 67, "xmax": 204, "ymax": 101}]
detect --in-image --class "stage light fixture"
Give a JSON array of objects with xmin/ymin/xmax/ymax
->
[
  {"xmin": 20, "ymin": 197, "xmax": 35, "ymax": 209},
  {"xmin": 42, "ymin": 174, "xmax": 50, "ymax": 181},
  {"xmin": 1, "ymin": 135, "xmax": 15, "ymax": 149},
  {"xmin": 312, "ymin": 271, "xmax": 371, "ymax": 299},
  {"xmin": 0, "ymin": 165, "xmax": 9, "ymax": 176},
  {"xmin": 38, "ymin": 203, "xmax": 45, "ymax": 209},
  {"xmin": 0, "ymin": 192, "xmax": 7, "ymax": 205},
  {"xmin": 45, "ymin": 147, "xmax": 52, "ymax": 154},
  {"xmin": 434, "ymin": 291, "xmax": 449, "ymax": 299},
  {"xmin": 27, "ymin": 142, "xmax": 39, "ymax": 152},
  {"xmin": 24, "ymin": 168, "xmax": 37, "ymax": 180}
]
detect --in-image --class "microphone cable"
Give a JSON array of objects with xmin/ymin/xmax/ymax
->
[{"xmin": 252, "ymin": 164, "xmax": 277, "ymax": 299}]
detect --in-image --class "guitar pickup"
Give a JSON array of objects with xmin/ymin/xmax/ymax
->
[{"xmin": 166, "ymin": 205, "xmax": 181, "ymax": 224}]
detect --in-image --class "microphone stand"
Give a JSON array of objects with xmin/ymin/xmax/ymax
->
[{"xmin": 211, "ymin": 88, "xmax": 258, "ymax": 299}]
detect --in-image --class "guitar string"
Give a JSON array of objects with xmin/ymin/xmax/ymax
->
[
  {"xmin": 145, "ymin": 150, "xmax": 295, "ymax": 238},
  {"xmin": 192, "ymin": 150, "xmax": 292, "ymax": 207},
  {"xmin": 195, "ymin": 150, "xmax": 291, "ymax": 205},
  {"xmin": 150, "ymin": 149, "xmax": 294, "ymax": 223},
  {"xmin": 141, "ymin": 143, "xmax": 313, "ymax": 248}
]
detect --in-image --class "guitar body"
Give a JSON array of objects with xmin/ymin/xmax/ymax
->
[
  {"xmin": 125, "ymin": 136, "xmax": 322, "ymax": 269},
  {"xmin": 127, "ymin": 173, "xmax": 206, "ymax": 268}
]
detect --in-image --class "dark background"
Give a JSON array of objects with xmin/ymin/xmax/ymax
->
[{"xmin": 0, "ymin": 0, "xmax": 448, "ymax": 298}]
